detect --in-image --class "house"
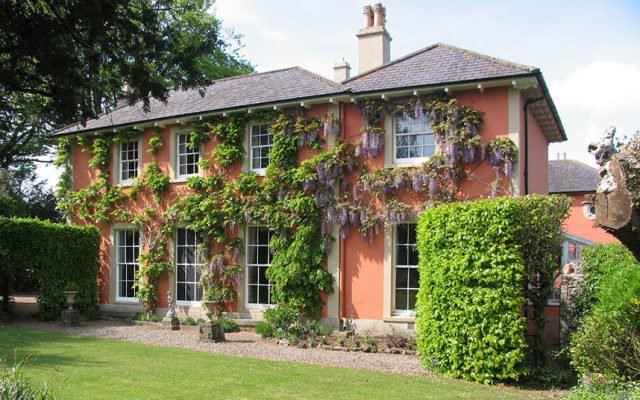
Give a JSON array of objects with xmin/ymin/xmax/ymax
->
[{"xmin": 52, "ymin": 3, "xmax": 565, "ymax": 333}]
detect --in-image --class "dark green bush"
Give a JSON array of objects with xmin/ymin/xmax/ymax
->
[
  {"xmin": 220, "ymin": 318, "xmax": 240, "ymax": 333},
  {"xmin": 416, "ymin": 198, "xmax": 527, "ymax": 383},
  {"xmin": 0, "ymin": 218, "xmax": 100, "ymax": 319},
  {"xmin": 570, "ymin": 244, "xmax": 640, "ymax": 381},
  {"xmin": 255, "ymin": 321, "xmax": 273, "ymax": 338}
]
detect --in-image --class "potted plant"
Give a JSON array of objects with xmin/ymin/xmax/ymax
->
[
  {"xmin": 63, "ymin": 282, "xmax": 79, "ymax": 310},
  {"xmin": 200, "ymin": 254, "xmax": 242, "ymax": 320}
]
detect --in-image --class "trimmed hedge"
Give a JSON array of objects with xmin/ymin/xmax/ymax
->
[
  {"xmin": 0, "ymin": 217, "xmax": 100, "ymax": 319},
  {"xmin": 416, "ymin": 195, "xmax": 570, "ymax": 383},
  {"xmin": 417, "ymin": 198, "xmax": 527, "ymax": 383}
]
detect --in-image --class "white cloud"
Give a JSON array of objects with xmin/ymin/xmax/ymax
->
[{"xmin": 550, "ymin": 61, "xmax": 640, "ymax": 115}]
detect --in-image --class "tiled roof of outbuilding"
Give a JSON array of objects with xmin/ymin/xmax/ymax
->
[
  {"xmin": 343, "ymin": 43, "xmax": 536, "ymax": 93},
  {"xmin": 548, "ymin": 159, "xmax": 600, "ymax": 194}
]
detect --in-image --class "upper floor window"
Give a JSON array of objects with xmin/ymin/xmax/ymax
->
[
  {"xmin": 394, "ymin": 223, "xmax": 419, "ymax": 314},
  {"xmin": 119, "ymin": 140, "xmax": 139, "ymax": 184},
  {"xmin": 394, "ymin": 114, "xmax": 435, "ymax": 163},
  {"xmin": 250, "ymin": 124, "xmax": 273, "ymax": 172},
  {"xmin": 246, "ymin": 226, "xmax": 274, "ymax": 306},
  {"xmin": 176, "ymin": 227, "xmax": 204, "ymax": 304},
  {"xmin": 177, "ymin": 133, "xmax": 199, "ymax": 178}
]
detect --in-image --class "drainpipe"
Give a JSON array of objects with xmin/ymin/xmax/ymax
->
[{"xmin": 523, "ymin": 96, "xmax": 545, "ymax": 195}]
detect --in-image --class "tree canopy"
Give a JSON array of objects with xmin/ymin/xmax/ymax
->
[{"xmin": 0, "ymin": 0, "xmax": 253, "ymax": 214}]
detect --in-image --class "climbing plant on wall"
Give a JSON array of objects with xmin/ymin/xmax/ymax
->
[{"xmin": 55, "ymin": 94, "xmax": 518, "ymax": 316}]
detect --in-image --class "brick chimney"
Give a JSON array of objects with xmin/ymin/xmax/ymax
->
[
  {"xmin": 333, "ymin": 59, "xmax": 351, "ymax": 82},
  {"xmin": 357, "ymin": 3, "xmax": 391, "ymax": 74}
]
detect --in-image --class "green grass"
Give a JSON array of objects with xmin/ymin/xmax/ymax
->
[{"xmin": 0, "ymin": 326, "xmax": 556, "ymax": 400}]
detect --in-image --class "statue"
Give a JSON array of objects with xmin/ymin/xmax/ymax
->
[{"xmin": 162, "ymin": 290, "xmax": 180, "ymax": 330}]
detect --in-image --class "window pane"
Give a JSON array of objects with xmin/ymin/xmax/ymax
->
[
  {"xmin": 259, "ymin": 266, "xmax": 269, "ymax": 285},
  {"xmin": 408, "ymin": 290, "xmax": 418, "ymax": 310},
  {"xmin": 396, "ymin": 268, "xmax": 408, "ymax": 289},
  {"xmin": 258, "ymin": 286, "xmax": 269, "ymax": 304},
  {"xmin": 409, "ymin": 269, "xmax": 419, "ymax": 289},
  {"xmin": 395, "ymin": 290, "xmax": 408, "ymax": 311},
  {"xmin": 248, "ymin": 285, "xmax": 258, "ymax": 304}
]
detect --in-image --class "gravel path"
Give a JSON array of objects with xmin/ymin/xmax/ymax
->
[{"xmin": 11, "ymin": 319, "xmax": 425, "ymax": 376}]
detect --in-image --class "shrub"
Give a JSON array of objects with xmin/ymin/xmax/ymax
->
[
  {"xmin": 255, "ymin": 321, "xmax": 273, "ymax": 338},
  {"xmin": 385, "ymin": 335, "xmax": 409, "ymax": 349},
  {"xmin": 565, "ymin": 380, "xmax": 640, "ymax": 400},
  {"xmin": 0, "ymin": 218, "xmax": 100, "ymax": 319},
  {"xmin": 416, "ymin": 198, "xmax": 527, "ymax": 383},
  {"xmin": 570, "ymin": 244, "xmax": 640, "ymax": 381},
  {"xmin": 220, "ymin": 318, "xmax": 240, "ymax": 333},
  {"xmin": 573, "ymin": 244, "xmax": 638, "ymax": 322},
  {"xmin": 0, "ymin": 358, "xmax": 56, "ymax": 399},
  {"xmin": 263, "ymin": 305, "xmax": 301, "ymax": 335},
  {"xmin": 182, "ymin": 317, "xmax": 196, "ymax": 326}
]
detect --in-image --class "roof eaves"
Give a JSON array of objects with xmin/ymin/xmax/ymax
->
[
  {"xmin": 534, "ymin": 71, "xmax": 567, "ymax": 141},
  {"xmin": 49, "ymin": 88, "xmax": 352, "ymax": 138}
]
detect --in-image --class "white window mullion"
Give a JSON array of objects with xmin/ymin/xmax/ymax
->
[{"xmin": 116, "ymin": 229, "xmax": 140, "ymax": 302}]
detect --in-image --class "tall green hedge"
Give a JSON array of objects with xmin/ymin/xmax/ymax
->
[
  {"xmin": 0, "ymin": 217, "xmax": 100, "ymax": 319},
  {"xmin": 416, "ymin": 195, "xmax": 570, "ymax": 383},
  {"xmin": 417, "ymin": 199, "xmax": 527, "ymax": 383}
]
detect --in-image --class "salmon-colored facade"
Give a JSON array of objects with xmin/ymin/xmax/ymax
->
[{"xmin": 58, "ymin": 5, "xmax": 568, "ymax": 333}]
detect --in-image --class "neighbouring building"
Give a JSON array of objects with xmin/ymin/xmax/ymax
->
[{"xmin": 52, "ymin": 4, "xmax": 565, "ymax": 333}]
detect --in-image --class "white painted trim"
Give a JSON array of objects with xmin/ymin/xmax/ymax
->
[
  {"xmin": 384, "ymin": 113, "xmax": 435, "ymax": 168},
  {"xmin": 383, "ymin": 222, "xmax": 419, "ymax": 319},
  {"xmin": 109, "ymin": 223, "xmax": 142, "ymax": 305},
  {"xmin": 244, "ymin": 225, "xmax": 275, "ymax": 309},
  {"xmin": 169, "ymin": 126, "xmax": 203, "ymax": 181},
  {"xmin": 112, "ymin": 138, "xmax": 143, "ymax": 186},
  {"xmin": 173, "ymin": 226, "xmax": 204, "ymax": 307},
  {"xmin": 248, "ymin": 122, "xmax": 273, "ymax": 175},
  {"xmin": 508, "ymin": 88, "xmax": 522, "ymax": 195}
]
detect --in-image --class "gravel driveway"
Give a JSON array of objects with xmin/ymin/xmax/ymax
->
[{"xmin": 11, "ymin": 319, "xmax": 425, "ymax": 376}]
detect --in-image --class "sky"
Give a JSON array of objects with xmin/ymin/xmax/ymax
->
[{"xmin": 39, "ymin": 0, "xmax": 640, "ymax": 186}]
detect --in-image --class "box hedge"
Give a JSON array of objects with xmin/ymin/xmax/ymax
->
[
  {"xmin": 416, "ymin": 198, "xmax": 527, "ymax": 383},
  {"xmin": 0, "ymin": 217, "xmax": 100, "ymax": 319}
]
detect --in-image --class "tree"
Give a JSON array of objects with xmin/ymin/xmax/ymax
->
[
  {"xmin": 589, "ymin": 127, "xmax": 640, "ymax": 260},
  {"xmin": 0, "ymin": 0, "xmax": 253, "ymax": 177}
]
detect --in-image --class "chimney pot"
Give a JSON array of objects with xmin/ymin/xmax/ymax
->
[
  {"xmin": 373, "ymin": 3, "xmax": 384, "ymax": 26},
  {"xmin": 363, "ymin": 5, "xmax": 373, "ymax": 28}
]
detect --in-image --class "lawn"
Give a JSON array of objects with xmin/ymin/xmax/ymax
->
[{"xmin": 0, "ymin": 326, "xmax": 557, "ymax": 400}]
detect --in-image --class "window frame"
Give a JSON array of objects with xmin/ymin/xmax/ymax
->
[
  {"xmin": 245, "ymin": 225, "xmax": 275, "ymax": 308},
  {"xmin": 175, "ymin": 132, "xmax": 201, "ymax": 180},
  {"xmin": 115, "ymin": 228, "xmax": 141, "ymax": 303},
  {"xmin": 392, "ymin": 222, "xmax": 419, "ymax": 316},
  {"xmin": 249, "ymin": 123, "xmax": 274, "ymax": 175},
  {"xmin": 115, "ymin": 138, "xmax": 142, "ymax": 186},
  {"xmin": 175, "ymin": 227, "xmax": 204, "ymax": 307},
  {"xmin": 392, "ymin": 113, "xmax": 436, "ymax": 165}
]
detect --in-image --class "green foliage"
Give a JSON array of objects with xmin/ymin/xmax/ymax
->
[
  {"xmin": 574, "ymin": 244, "xmax": 638, "ymax": 321},
  {"xmin": 0, "ymin": 218, "xmax": 100, "ymax": 319},
  {"xmin": 0, "ymin": 357, "xmax": 56, "ymax": 400},
  {"xmin": 200, "ymin": 254, "xmax": 243, "ymax": 317},
  {"xmin": 219, "ymin": 318, "xmax": 240, "ymax": 333},
  {"xmin": 137, "ymin": 162, "xmax": 170, "ymax": 198},
  {"xmin": 182, "ymin": 317, "xmax": 197, "ymax": 326},
  {"xmin": 135, "ymin": 238, "xmax": 172, "ymax": 316},
  {"xmin": 416, "ymin": 199, "xmax": 527, "ymax": 383},
  {"xmin": 565, "ymin": 380, "xmax": 640, "ymax": 400},
  {"xmin": 518, "ymin": 195, "xmax": 570, "ymax": 366},
  {"xmin": 570, "ymin": 244, "xmax": 640, "ymax": 381},
  {"xmin": 255, "ymin": 321, "xmax": 274, "ymax": 339}
]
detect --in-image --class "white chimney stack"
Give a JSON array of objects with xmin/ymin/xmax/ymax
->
[
  {"xmin": 357, "ymin": 3, "xmax": 391, "ymax": 74},
  {"xmin": 333, "ymin": 59, "xmax": 351, "ymax": 82}
]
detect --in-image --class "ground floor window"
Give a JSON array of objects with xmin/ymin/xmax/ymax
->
[
  {"xmin": 176, "ymin": 228, "xmax": 204, "ymax": 304},
  {"xmin": 116, "ymin": 229, "xmax": 140, "ymax": 301},
  {"xmin": 394, "ymin": 223, "xmax": 419, "ymax": 313},
  {"xmin": 246, "ymin": 226, "xmax": 273, "ymax": 306}
]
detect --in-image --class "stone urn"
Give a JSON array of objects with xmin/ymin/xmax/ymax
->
[
  {"xmin": 62, "ymin": 290, "xmax": 80, "ymax": 326},
  {"xmin": 63, "ymin": 290, "xmax": 78, "ymax": 310},
  {"xmin": 199, "ymin": 301, "xmax": 225, "ymax": 342}
]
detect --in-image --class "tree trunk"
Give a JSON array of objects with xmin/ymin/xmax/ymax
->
[
  {"xmin": 1, "ymin": 270, "xmax": 10, "ymax": 314},
  {"xmin": 594, "ymin": 156, "xmax": 640, "ymax": 260}
]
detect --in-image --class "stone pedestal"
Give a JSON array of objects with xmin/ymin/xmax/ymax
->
[
  {"xmin": 61, "ymin": 309, "xmax": 80, "ymax": 326},
  {"xmin": 199, "ymin": 321, "xmax": 225, "ymax": 342},
  {"xmin": 162, "ymin": 316, "xmax": 180, "ymax": 330}
]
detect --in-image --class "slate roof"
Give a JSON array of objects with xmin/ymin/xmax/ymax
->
[
  {"xmin": 51, "ymin": 43, "xmax": 564, "ymax": 142},
  {"xmin": 548, "ymin": 160, "xmax": 600, "ymax": 194},
  {"xmin": 344, "ymin": 43, "xmax": 536, "ymax": 93},
  {"xmin": 53, "ymin": 67, "xmax": 345, "ymax": 136}
]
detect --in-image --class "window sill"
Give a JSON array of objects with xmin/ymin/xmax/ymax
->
[
  {"xmin": 245, "ymin": 303, "xmax": 274, "ymax": 310},
  {"xmin": 114, "ymin": 298, "xmax": 141, "ymax": 305},
  {"xmin": 250, "ymin": 168, "xmax": 267, "ymax": 176},
  {"xmin": 383, "ymin": 315, "xmax": 416, "ymax": 323},
  {"xmin": 176, "ymin": 301, "xmax": 201, "ymax": 307},
  {"xmin": 385, "ymin": 160, "xmax": 428, "ymax": 169}
]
